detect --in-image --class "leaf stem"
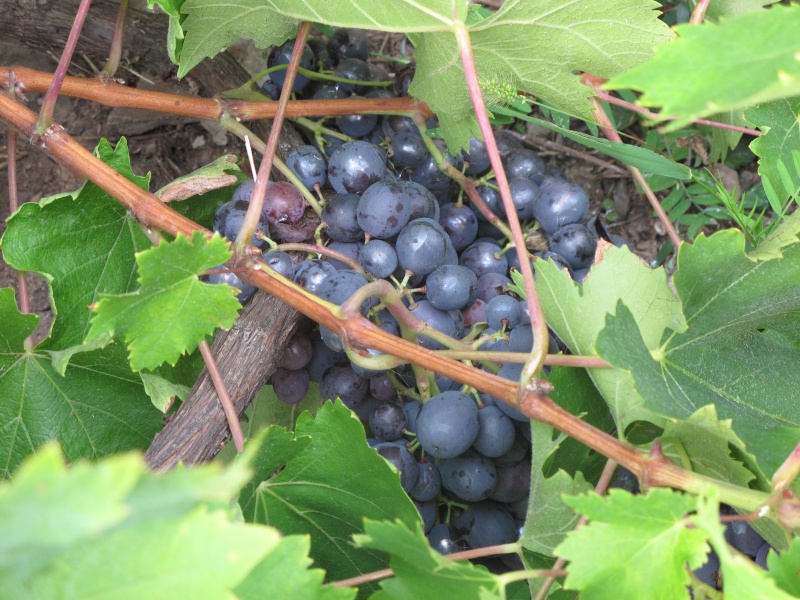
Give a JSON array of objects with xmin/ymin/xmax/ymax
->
[
  {"xmin": 690, "ymin": 0, "xmax": 712, "ymax": 24},
  {"xmin": 198, "ymin": 339, "xmax": 244, "ymax": 452},
  {"xmin": 452, "ymin": 22, "xmax": 549, "ymax": 385},
  {"xmin": 500, "ymin": 569, "xmax": 569, "ymax": 586},
  {"xmin": 234, "ymin": 22, "xmax": 312, "ymax": 256},
  {"xmin": 101, "ymin": 0, "xmax": 128, "ymax": 79},
  {"xmin": 772, "ymin": 441, "xmax": 800, "ymax": 492},
  {"xmin": 437, "ymin": 350, "xmax": 610, "ymax": 368},
  {"xmin": 6, "ymin": 126, "xmax": 32, "ymax": 351},
  {"xmin": 36, "ymin": 0, "xmax": 93, "ymax": 134},
  {"xmin": 277, "ymin": 242, "xmax": 368, "ymax": 277}
]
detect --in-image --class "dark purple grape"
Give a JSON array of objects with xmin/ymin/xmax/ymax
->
[
  {"xmin": 325, "ymin": 241, "xmax": 362, "ymax": 271},
  {"xmin": 489, "ymin": 459, "xmax": 530, "ymax": 503},
  {"xmin": 306, "ymin": 336, "xmax": 345, "ymax": 383},
  {"xmin": 334, "ymin": 57, "xmax": 371, "ymax": 94},
  {"xmin": 401, "ymin": 181, "xmax": 440, "ymax": 221},
  {"xmin": 428, "ymin": 524, "xmax": 461, "ymax": 555},
  {"xmin": 573, "ymin": 267, "xmax": 590, "ymax": 284},
  {"xmin": 286, "ymin": 145, "xmax": 327, "ymax": 191},
  {"xmin": 477, "ymin": 328, "xmax": 510, "ymax": 354},
  {"xmin": 724, "ymin": 518, "xmax": 766, "ymax": 557},
  {"xmin": 272, "ymin": 367, "xmax": 310, "ymax": 404},
  {"xmin": 488, "ymin": 363, "xmax": 529, "ymax": 422},
  {"xmin": 262, "ymin": 250, "xmax": 295, "ymax": 278},
  {"xmin": 435, "ymin": 372, "xmax": 461, "ymax": 392},
  {"xmin": 382, "ymin": 115, "xmax": 418, "ymax": 140},
  {"xmin": 320, "ymin": 134, "xmax": 346, "ymax": 158},
  {"xmin": 452, "ymin": 501, "xmax": 516, "ymax": 548},
  {"xmin": 534, "ymin": 181, "xmax": 590, "ymax": 234},
  {"xmin": 390, "ymin": 132, "xmax": 429, "ymax": 169},
  {"xmin": 321, "ymin": 194, "xmax": 363, "ymax": 243},
  {"xmin": 415, "ymin": 499, "xmax": 437, "ymax": 533},
  {"xmin": 338, "ymin": 111, "xmax": 379, "ymax": 138},
  {"xmin": 357, "ymin": 181, "xmax": 412, "ymax": 239},
  {"xmin": 370, "ymin": 375, "xmax": 397, "ymax": 403},
  {"xmin": 472, "ymin": 183, "xmax": 502, "ymax": 222},
  {"xmin": 609, "ymin": 466, "xmax": 640, "ymax": 493},
  {"xmin": 312, "ymin": 84, "xmax": 349, "ymax": 102},
  {"xmin": 402, "ymin": 400, "xmax": 423, "ymax": 434},
  {"xmin": 214, "ymin": 199, "xmax": 270, "ymax": 250},
  {"xmin": 374, "ymin": 442, "xmax": 419, "ymax": 493},
  {"xmin": 328, "ymin": 141, "xmax": 386, "ymax": 195},
  {"xmin": 477, "ymin": 272, "xmax": 511, "ymax": 303},
  {"xmin": 281, "ymin": 332, "xmax": 313, "ymax": 370},
  {"xmin": 369, "ymin": 402, "xmax": 408, "ymax": 441},
  {"xmin": 549, "ymin": 223, "xmax": 598, "ymax": 270},
  {"xmin": 425, "ymin": 265, "xmax": 478, "ymax": 311},
  {"xmin": 494, "ymin": 130, "xmax": 522, "ymax": 158},
  {"xmin": 533, "ymin": 251, "xmax": 573, "ymax": 276},
  {"xmin": 367, "ymin": 63, "xmax": 390, "ymax": 84},
  {"xmin": 307, "ymin": 37, "xmax": 335, "ymax": 70},
  {"xmin": 260, "ymin": 79, "xmax": 280, "ymax": 100},
  {"xmin": 693, "ymin": 549, "xmax": 721, "ymax": 588},
  {"xmin": 755, "ymin": 542, "xmax": 772, "ymax": 570},
  {"xmin": 396, "ymin": 218, "xmax": 450, "ymax": 276},
  {"xmin": 268, "ymin": 39, "xmax": 315, "ymax": 92},
  {"xmin": 359, "ymin": 239, "xmax": 398, "ymax": 279},
  {"xmin": 232, "ymin": 179, "xmax": 255, "ymax": 202},
  {"xmin": 508, "ymin": 177, "xmax": 540, "ymax": 220},
  {"xmin": 410, "ymin": 459, "xmax": 441, "ymax": 502},
  {"xmin": 462, "ymin": 136, "xmax": 491, "ymax": 175},
  {"xmin": 327, "ymin": 27, "xmax": 370, "ymax": 62},
  {"xmin": 508, "ymin": 324, "xmax": 533, "ymax": 352},
  {"xmin": 439, "ymin": 203, "xmax": 478, "ymax": 251},
  {"xmin": 204, "ymin": 266, "xmax": 256, "ymax": 304},
  {"xmin": 409, "ymin": 300, "xmax": 458, "ymax": 350},
  {"xmin": 320, "ymin": 363, "xmax": 369, "ymax": 410},
  {"xmin": 461, "ymin": 299, "xmax": 487, "ymax": 327},
  {"xmin": 293, "ymin": 259, "xmax": 336, "ymax": 295},
  {"xmin": 405, "ymin": 139, "xmax": 460, "ymax": 191},
  {"xmin": 416, "ymin": 391, "xmax": 479, "ymax": 458},
  {"xmin": 460, "ymin": 241, "xmax": 508, "ymax": 279},
  {"xmin": 473, "ymin": 406, "xmax": 516, "ymax": 458},
  {"xmin": 263, "ymin": 182, "xmax": 306, "ymax": 225},
  {"xmin": 440, "ymin": 451, "xmax": 497, "ymax": 502},
  {"xmin": 495, "ymin": 434, "xmax": 529, "ymax": 468},
  {"xmin": 485, "ymin": 295, "xmax": 523, "ymax": 330},
  {"xmin": 503, "ymin": 147, "xmax": 544, "ymax": 182},
  {"xmin": 271, "ymin": 208, "xmax": 320, "ymax": 243},
  {"xmin": 317, "ymin": 269, "xmax": 372, "ymax": 314}
]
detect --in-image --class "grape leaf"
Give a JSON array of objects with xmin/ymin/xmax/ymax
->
[
  {"xmin": 693, "ymin": 489, "xmax": 796, "ymax": 600},
  {"xmin": 410, "ymin": 0, "xmax": 674, "ymax": 150},
  {"xmin": 156, "ymin": 153, "xmax": 244, "ymax": 202},
  {"xmin": 1, "ymin": 138, "xmax": 152, "ymax": 351},
  {"xmin": 139, "ymin": 372, "xmax": 192, "ymax": 412},
  {"xmin": 596, "ymin": 230, "xmax": 800, "ymax": 475},
  {"xmin": 607, "ymin": 5, "xmax": 800, "ymax": 130},
  {"xmin": 659, "ymin": 405, "xmax": 754, "ymax": 488},
  {"xmin": 0, "ymin": 442, "xmax": 301, "ymax": 600},
  {"xmin": 703, "ymin": 0, "xmax": 781, "ymax": 21},
  {"xmin": 745, "ymin": 98, "xmax": 800, "ymax": 208},
  {"xmin": 86, "ymin": 231, "xmax": 240, "ymax": 371},
  {"xmin": 0, "ymin": 293, "xmax": 161, "ymax": 478},
  {"xmin": 239, "ymin": 400, "xmax": 419, "ymax": 585},
  {"xmin": 148, "ymin": 0, "xmax": 188, "ymax": 62},
  {"xmin": 766, "ymin": 537, "xmax": 800, "ymax": 596},
  {"xmin": 555, "ymin": 489, "xmax": 708, "ymax": 599},
  {"xmin": 536, "ymin": 244, "xmax": 686, "ymax": 433},
  {"xmin": 353, "ymin": 519, "xmax": 504, "ymax": 600}
]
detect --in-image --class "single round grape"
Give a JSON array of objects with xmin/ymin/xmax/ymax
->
[
  {"xmin": 272, "ymin": 367, "xmax": 310, "ymax": 405},
  {"xmin": 426, "ymin": 265, "xmax": 478, "ymax": 311},
  {"xmin": 382, "ymin": 114, "xmax": 418, "ymax": 140},
  {"xmin": 262, "ymin": 250, "xmax": 295, "ymax": 278},
  {"xmin": 503, "ymin": 147, "xmax": 544, "ymax": 182},
  {"xmin": 459, "ymin": 241, "xmax": 508, "ymax": 279},
  {"xmin": 439, "ymin": 203, "xmax": 478, "ymax": 251},
  {"xmin": 259, "ymin": 79, "xmax": 279, "ymax": 100},
  {"xmin": 414, "ymin": 499, "xmax": 437, "ymax": 533},
  {"xmin": 609, "ymin": 466, "xmax": 640, "ymax": 493},
  {"xmin": 374, "ymin": 442, "xmax": 419, "ymax": 493},
  {"xmin": 286, "ymin": 145, "xmax": 327, "ymax": 191},
  {"xmin": 402, "ymin": 400, "xmax": 423, "ymax": 435},
  {"xmin": 327, "ymin": 27, "xmax": 370, "ymax": 62},
  {"xmin": 357, "ymin": 181, "xmax": 412, "ymax": 239},
  {"xmin": 409, "ymin": 459, "xmax": 441, "ymax": 502},
  {"xmin": 272, "ymin": 208, "xmax": 320, "ymax": 244},
  {"xmin": 306, "ymin": 336, "xmax": 345, "ymax": 383},
  {"xmin": 473, "ymin": 406, "xmax": 516, "ymax": 458},
  {"xmin": 435, "ymin": 372, "xmax": 461, "ymax": 392},
  {"xmin": 359, "ymin": 239, "xmax": 398, "ymax": 279},
  {"xmin": 401, "ymin": 180, "xmax": 440, "ymax": 221},
  {"xmin": 204, "ymin": 266, "xmax": 256, "ymax": 304},
  {"xmin": 232, "ymin": 179, "xmax": 255, "ymax": 202},
  {"xmin": 489, "ymin": 459, "xmax": 531, "ymax": 503},
  {"xmin": 427, "ymin": 524, "xmax": 461, "ymax": 555},
  {"xmin": 321, "ymin": 194, "xmax": 363, "ymax": 243},
  {"xmin": 317, "ymin": 269, "xmax": 372, "ymax": 315},
  {"xmin": 406, "ymin": 145, "xmax": 456, "ymax": 191},
  {"xmin": 549, "ymin": 223, "xmax": 598, "ymax": 270},
  {"xmin": 325, "ymin": 241, "xmax": 362, "ymax": 271},
  {"xmin": 462, "ymin": 136, "xmax": 491, "ymax": 175},
  {"xmin": 488, "ymin": 363, "xmax": 530, "ymax": 422},
  {"xmin": 755, "ymin": 542, "xmax": 772, "ymax": 570},
  {"xmin": 477, "ymin": 272, "xmax": 511, "ymax": 303},
  {"xmin": 367, "ymin": 63, "xmax": 391, "ymax": 85},
  {"xmin": 508, "ymin": 324, "xmax": 534, "ymax": 353},
  {"xmin": 338, "ymin": 112, "xmax": 379, "ymax": 138},
  {"xmin": 312, "ymin": 84, "xmax": 349, "ymax": 102},
  {"xmin": 320, "ymin": 363, "xmax": 369, "ymax": 410},
  {"xmin": 724, "ymin": 518, "xmax": 766, "ymax": 556},
  {"xmin": 369, "ymin": 402, "xmax": 408, "ymax": 442},
  {"xmin": 370, "ymin": 375, "xmax": 398, "ymax": 403},
  {"xmin": 390, "ymin": 131, "xmax": 430, "ymax": 169},
  {"xmin": 693, "ymin": 549, "xmax": 721, "ymax": 588},
  {"xmin": 461, "ymin": 298, "xmax": 487, "ymax": 327},
  {"xmin": 214, "ymin": 199, "xmax": 269, "ymax": 250},
  {"xmin": 440, "ymin": 451, "xmax": 498, "ymax": 502},
  {"xmin": 396, "ymin": 218, "xmax": 450, "ymax": 275},
  {"xmin": 452, "ymin": 501, "xmax": 516, "ymax": 548},
  {"xmin": 263, "ymin": 181, "xmax": 306, "ymax": 225},
  {"xmin": 508, "ymin": 177, "xmax": 539, "ymax": 220},
  {"xmin": 494, "ymin": 130, "xmax": 522, "ymax": 158},
  {"xmin": 333, "ymin": 57, "xmax": 371, "ymax": 94},
  {"xmin": 472, "ymin": 183, "xmax": 503, "ymax": 222},
  {"xmin": 495, "ymin": 434, "xmax": 530, "ymax": 468},
  {"xmin": 281, "ymin": 331, "xmax": 313, "ymax": 370},
  {"xmin": 534, "ymin": 181, "xmax": 590, "ymax": 234},
  {"xmin": 268, "ymin": 39, "xmax": 315, "ymax": 91},
  {"xmin": 409, "ymin": 300, "xmax": 457, "ymax": 350},
  {"xmin": 328, "ymin": 141, "xmax": 386, "ymax": 195},
  {"xmin": 416, "ymin": 391, "xmax": 479, "ymax": 458},
  {"xmin": 293, "ymin": 259, "xmax": 336, "ymax": 295},
  {"xmin": 485, "ymin": 295, "xmax": 523, "ymax": 331}
]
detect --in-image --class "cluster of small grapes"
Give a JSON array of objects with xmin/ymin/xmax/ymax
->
[{"xmin": 207, "ymin": 28, "xmax": 630, "ymax": 555}]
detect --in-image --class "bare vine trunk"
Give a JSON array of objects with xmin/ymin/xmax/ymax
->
[{"xmin": 0, "ymin": 0, "xmax": 302, "ymax": 469}]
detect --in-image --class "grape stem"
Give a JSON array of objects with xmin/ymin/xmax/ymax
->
[
  {"xmin": 771, "ymin": 441, "xmax": 800, "ymax": 492},
  {"xmin": 237, "ymin": 64, "xmax": 392, "ymax": 94},
  {"xmin": 277, "ymin": 242, "xmax": 369, "ymax": 277},
  {"xmin": 0, "ymin": 72, "xmax": 779, "ymax": 520},
  {"xmin": 452, "ymin": 21, "xmax": 550, "ymax": 387},
  {"xmin": 100, "ymin": 0, "xmax": 128, "ymax": 79},
  {"xmin": 690, "ymin": 0, "xmax": 712, "ymax": 24},
  {"xmin": 438, "ymin": 350, "xmax": 610, "ymax": 368},
  {"xmin": 198, "ymin": 339, "xmax": 245, "ymax": 452},
  {"xmin": 234, "ymin": 21, "xmax": 312, "ymax": 256}
]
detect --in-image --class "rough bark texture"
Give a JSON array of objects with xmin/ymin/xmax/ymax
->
[{"xmin": 0, "ymin": 0, "xmax": 302, "ymax": 468}]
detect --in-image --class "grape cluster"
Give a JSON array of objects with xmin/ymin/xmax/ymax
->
[{"xmin": 207, "ymin": 27, "xmax": 634, "ymax": 556}]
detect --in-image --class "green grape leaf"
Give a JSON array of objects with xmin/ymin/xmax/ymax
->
[
  {"xmin": 596, "ymin": 230, "xmax": 800, "ymax": 476},
  {"xmin": 745, "ymin": 98, "xmax": 800, "ymax": 209},
  {"xmin": 536, "ymin": 244, "xmax": 686, "ymax": 434},
  {"xmin": 156, "ymin": 153, "xmax": 244, "ymax": 202},
  {"xmin": 607, "ymin": 5, "xmax": 800, "ymax": 130},
  {"xmin": 239, "ymin": 400, "xmax": 419, "ymax": 585},
  {"xmin": 0, "ymin": 443, "xmax": 293, "ymax": 600},
  {"xmin": 703, "ymin": 109, "xmax": 746, "ymax": 164},
  {"xmin": 353, "ymin": 519, "xmax": 504, "ymax": 600},
  {"xmin": 1, "ymin": 138, "xmax": 152, "ymax": 351},
  {"xmin": 659, "ymin": 405, "xmax": 754, "ymax": 488},
  {"xmin": 766, "ymin": 537, "xmax": 800, "ymax": 596},
  {"xmin": 148, "ymin": 0, "xmax": 188, "ymax": 62},
  {"xmin": 147, "ymin": 0, "xmax": 182, "ymax": 16},
  {"xmin": 0, "ymin": 294, "xmax": 160, "ymax": 478},
  {"xmin": 750, "ymin": 205, "xmax": 800, "ymax": 262},
  {"xmin": 86, "ymin": 231, "xmax": 240, "ymax": 371},
  {"xmin": 411, "ymin": 0, "xmax": 673, "ymax": 151},
  {"xmin": 555, "ymin": 489, "xmax": 708, "ymax": 599},
  {"xmin": 139, "ymin": 372, "xmax": 192, "ymax": 412},
  {"xmin": 694, "ymin": 489, "xmax": 796, "ymax": 600}
]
